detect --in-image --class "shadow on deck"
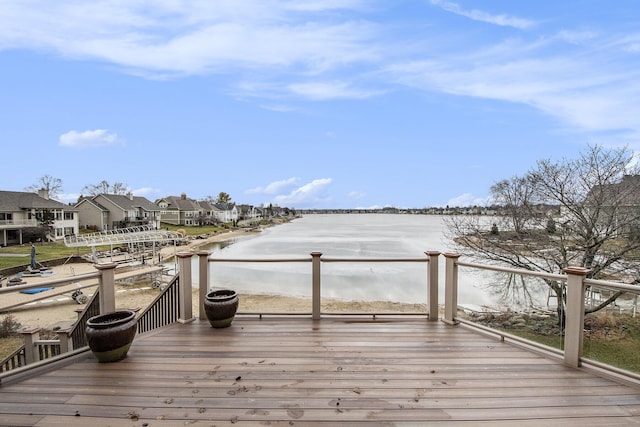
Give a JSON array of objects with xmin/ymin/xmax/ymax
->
[{"xmin": 1, "ymin": 316, "xmax": 640, "ymax": 426}]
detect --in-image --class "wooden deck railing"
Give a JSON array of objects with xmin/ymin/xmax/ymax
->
[
  {"xmin": 2, "ymin": 249, "xmax": 640, "ymax": 382},
  {"xmin": 202, "ymin": 251, "xmax": 442, "ymax": 321}
]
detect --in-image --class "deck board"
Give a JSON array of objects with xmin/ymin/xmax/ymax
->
[{"xmin": 1, "ymin": 316, "xmax": 640, "ymax": 426}]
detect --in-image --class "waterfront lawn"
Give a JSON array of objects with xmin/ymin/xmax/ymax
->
[
  {"xmin": 0, "ymin": 242, "xmax": 89, "ymax": 270},
  {"xmin": 467, "ymin": 311, "xmax": 640, "ymax": 373}
]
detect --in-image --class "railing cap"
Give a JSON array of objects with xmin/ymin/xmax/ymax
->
[
  {"xmin": 94, "ymin": 262, "xmax": 117, "ymax": 271},
  {"xmin": 564, "ymin": 266, "xmax": 591, "ymax": 276},
  {"xmin": 176, "ymin": 251, "xmax": 194, "ymax": 258}
]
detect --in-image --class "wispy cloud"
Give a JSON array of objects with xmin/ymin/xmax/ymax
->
[
  {"xmin": 288, "ymin": 81, "xmax": 383, "ymax": 100},
  {"xmin": 0, "ymin": 2, "xmax": 379, "ymax": 78},
  {"xmin": 446, "ymin": 193, "xmax": 489, "ymax": 207},
  {"xmin": 429, "ymin": 0, "xmax": 536, "ymax": 29},
  {"xmin": 3, "ymin": 1, "xmax": 640, "ymax": 144},
  {"xmin": 246, "ymin": 178, "xmax": 300, "ymax": 195},
  {"xmin": 385, "ymin": 34, "xmax": 640, "ymax": 141},
  {"xmin": 59, "ymin": 129, "xmax": 124, "ymax": 148},
  {"xmin": 273, "ymin": 178, "xmax": 333, "ymax": 207},
  {"xmin": 132, "ymin": 187, "xmax": 161, "ymax": 198}
]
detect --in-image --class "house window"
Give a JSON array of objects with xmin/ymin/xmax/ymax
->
[{"xmin": 64, "ymin": 212, "xmax": 74, "ymax": 220}]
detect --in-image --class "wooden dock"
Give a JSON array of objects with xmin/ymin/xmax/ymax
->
[{"xmin": 1, "ymin": 316, "xmax": 640, "ymax": 426}]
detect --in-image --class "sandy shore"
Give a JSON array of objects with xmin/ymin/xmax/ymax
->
[{"xmin": 2, "ymin": 227, "xmax": 428, "ymax": 332}]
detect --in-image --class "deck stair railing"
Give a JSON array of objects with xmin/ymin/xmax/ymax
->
[
  {"xmin": 0, "ymin": 262, "xmax": 187, "ymax": 375},
  {"xmin": 137, "ymin": 275, "xmax": 181, "ymax": 334},
  {"xmin": 0, "ymin": 344, "xmax": 25, "ymax": 372},
  {"xmin": 67, "ymin": 289, "xmax": 101, "ymax": 350}
]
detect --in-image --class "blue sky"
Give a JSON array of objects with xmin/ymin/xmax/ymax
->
[{"xmin": 2, "ymin": 1, "xmax": 640, "ymax": 209}]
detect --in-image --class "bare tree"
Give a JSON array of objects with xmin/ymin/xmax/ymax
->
[
  {"xmin": 445, "ymin": 144, "xmax": 640, "ymax": 315},
  {"xmin": 82, "ymin": 180, "xmax": 129, "ymax": 196},
  {"xmin": 25, "ymin": 175, "xmax": 63, "ymax": 199},
  {"xmin": 490, "ymin": 176, "xmax": 538, "ymax": 235}
]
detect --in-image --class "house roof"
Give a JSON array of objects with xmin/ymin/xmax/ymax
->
[
  {"xmin": 97, "ymin": 194, "xmax": 160, "ymax": 212},
  {"xmin": 157, "ymin": 195, "xmax": 201, "ymax": 211},
  {"xmin": 75, "ymin": 197, "xmax": 109, "ymax": 211},
  {"xmin": 0, "ymin": 190, "xmax": 73, "ymax": 211},
  {"xmin": 214, "ymin": 202, "xmax": 236, "ymax": 211}
]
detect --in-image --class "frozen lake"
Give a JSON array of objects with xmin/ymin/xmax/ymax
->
[{"xmin": 190, "ymin": 214, "xmax": 528, "ymax": 309}]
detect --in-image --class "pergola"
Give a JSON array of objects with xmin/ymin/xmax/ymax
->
[{"xmin": 64, "ymin": 225, "xmax": 185, "ymax": 264}]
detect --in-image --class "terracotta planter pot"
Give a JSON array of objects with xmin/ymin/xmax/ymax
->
[
  {"xmin": 85, "ymin": 310, "xmax": 137, "ymax": 362},
  {"xmin": 204, "ymin": 289, "xmax": 239, "ymax": 328}
]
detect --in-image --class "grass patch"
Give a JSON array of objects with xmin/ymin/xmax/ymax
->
[
  {"xmin": 461, "ymin": 310, "xmax": 640, "ymax": 373},
  {"xmin": 0, "ymin": 241, "xmax": 96, "ymax": 270},
  {"xmin": 0, "ymin": 337, "xmax": 24, "ymax": 361}
]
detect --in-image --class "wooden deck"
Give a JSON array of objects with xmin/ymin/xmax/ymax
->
[{"xmin": 1, "ymin": 316, "xmax": 640, "ymax": 426}]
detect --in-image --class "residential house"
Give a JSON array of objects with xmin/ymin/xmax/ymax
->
[
  {"xmin": 0, "ymin": 190, "xmax": 79, "ymax": 246},
  {"xmin": 196, "ymin": 199, "xmax": 219, "ymax": 225},
  {"xmin": 75, "ymin": 193, "xmax": 161, "ymax": 231},
  {"xmin": 155, "ymin": 194, "xmax": 203, "ymax": 226},
  {"xmin": 237, "ymin": 204, "xmax": 262, "ymax": 224},
  {"xmin": 583, "ymin": 174, "xmax": 640, "ymax": 236},
  {"xmin": 213, "ymin": 202, "xmax": 238, "ymax": 224}
]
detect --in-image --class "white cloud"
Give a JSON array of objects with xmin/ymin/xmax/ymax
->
[
  {"xmin": 348, "ymin": 191, "xmax": 365, "ymax": 199},
  {"xmin": 3, "ymin": 1, "xmax": 640, "ymax": 142},
  {"xmin": 288, "ymin": 81, "xmax": 383, "ymax": 100},
  {"xmin": 59, "ymin": 129, "xmax": 124, "ymax": 148},
  {"xmin": 385, "ymin": 34, "xmax": 640, "ymax": 141},
  {"xmin": 132, "ymin": 187, "xmax": 161, "ymax": 197},
  {"xmin": 273, "ymin": 178, "xmax": 333, "ymax": 206},
  {"xmin": 446, "ymin": 193, "xmax": 489, "ymax": 207},
  {"xmin": 246, "ymin": 178, "xmax": 300, "ymax": 195},
  {"xmin": 429, "ymin": 0, "xmax": 535, "ymax": 29},
  {"xmin": 0, "ymin": 2, "xmax": 379, "ymax": 78},
  {"xmin": 57, "ymin": 193, "xmax": 81, "ymax": 204}
]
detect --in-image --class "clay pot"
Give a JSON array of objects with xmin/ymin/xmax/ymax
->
[
  {"xmin": 204, "ymin": 289, "xmax": 239, "ymax": 328},
  {"xmin": 85, "ymin": 310, "xmax": 137, "ymax": 362}
]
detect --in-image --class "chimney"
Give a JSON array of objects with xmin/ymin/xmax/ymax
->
[
  {"xmin": 37, "ymin": 189, "xmax": 49, "ymax": 200},
  {"xmin": 128, "ymin": 192, "xmax": 134, "ymax": 201},
  {"xmin": 181, "ymin": 193, "xmax": 187, "ymax": 200}
]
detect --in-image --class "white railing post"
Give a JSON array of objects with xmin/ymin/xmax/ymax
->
[
  {"xmin": 21, "ymin": 327, "xmax": 41, "ymax": 364},
  {"xmin": 95, "ymin": 263, "xmax": 117, "ymax": 314},
  {"xmin": 198, "ymin": 251, "xmax": 211, "ymax": 321},
  {"xmin": 443, "ymin": 253, "xmax": 460, "ymax": 325},
  {"xmin": 311, "ymin": 252, "xmax": 322, "ymax": 320},
  {"xmin": 177, "ymin": 252, "xmax": 195, "ymax": 323},
  {"xmin": 563, "ymin": 267, "xmax": 589, "ymax": 368},
  {"xmin": 426, "ymin": 251, "xmax": 440, "ymax": 321}
]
